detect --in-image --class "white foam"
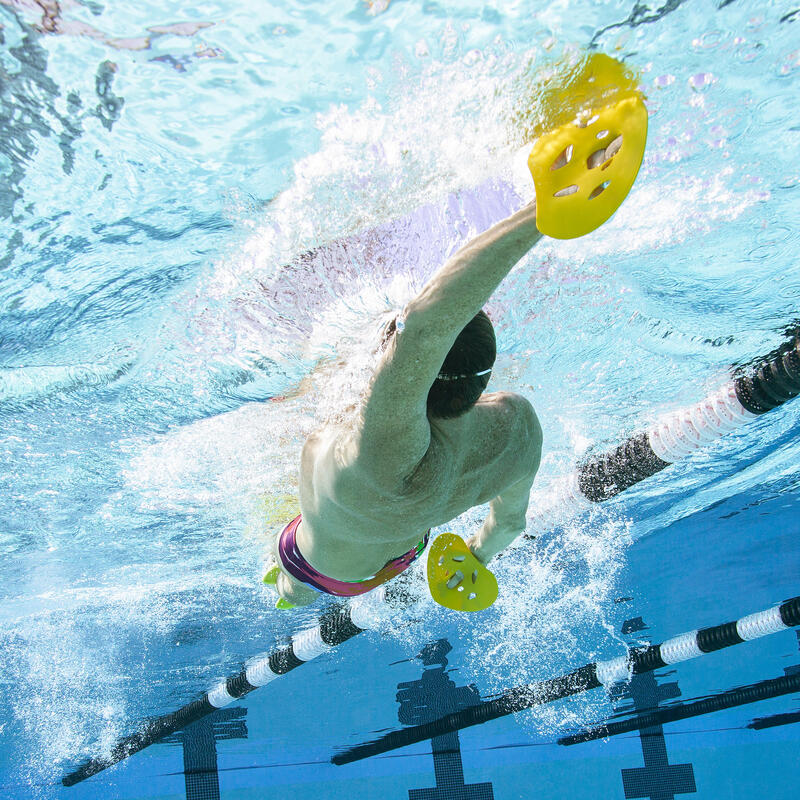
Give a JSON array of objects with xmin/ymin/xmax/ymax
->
[{"xmin": 464, "ymin": 507, "xmax": 631, "ymax": 736}]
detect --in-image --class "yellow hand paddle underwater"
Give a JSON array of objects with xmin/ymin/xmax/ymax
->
[
  {"xmin": 427, "ymin": 533, "xmax": 498, "ymax": 612},
  {"xmin": 527, "ymin": 53, "xmax": 648, "ymax": 239}
]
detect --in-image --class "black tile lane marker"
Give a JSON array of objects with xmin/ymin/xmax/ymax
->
[
  {"xmin": 558, "ymin": 671, "xmax": 800, "ymax": 746},
  {"xmin": 613, "ymin": 614, "xmax": 695, "ymax": 800},
  {"xmin": 330, "ymin": 596, "xmax": 800, "ymax": 765},
  {"xmin": 62, "ymin": 330, "xmax": 800, "ymax": 786},
  {"xmin": 395, "ymin": 640, "xmax": 495, "ymax": 800},
  {"xmin": 159, "ymin": 708, "xmax": 248, "ymax": 800}
]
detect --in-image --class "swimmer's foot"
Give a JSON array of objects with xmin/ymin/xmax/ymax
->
[
  {"xmin": 262, "ymin": 564, "xmax": 280, "ymax": 585},
  {"xmin": 262, "ymin": 563, "xmax": 297, "ymax": 608}
]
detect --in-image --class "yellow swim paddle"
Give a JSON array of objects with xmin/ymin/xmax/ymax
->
[
  {"xmin": 527, "ymin": 53, "xmax": 648, "ymax": 239},
  {"xmin": 427, "ymin": 533, "xmax": 498, "ymax": 612}
]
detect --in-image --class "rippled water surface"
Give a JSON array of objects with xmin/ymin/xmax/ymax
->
[{"xmin": 1, "ymin": 1, "xmax": 799, "ymax": 798}]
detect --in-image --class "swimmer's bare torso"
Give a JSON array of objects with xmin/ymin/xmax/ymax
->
[{"xmin": 274, "ymin": 202, "xmax": 544, "ymax": 606}]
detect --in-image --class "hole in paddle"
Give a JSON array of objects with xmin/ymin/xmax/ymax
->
[
  {"xmin": 589, "ymin": 181, "xmax": 610, "ymax": 199},
  {"xmin": 553, "ymin": 184, "xmax": 579, "ymax": 198},
  {"xmin": 550, "ymin": 144, "xmax": 573, "ymax": 171}
]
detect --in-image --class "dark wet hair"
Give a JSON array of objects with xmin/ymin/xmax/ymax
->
[{"xmin": 427, "ymin": 310, "xmax": 496, "ymax": 419}]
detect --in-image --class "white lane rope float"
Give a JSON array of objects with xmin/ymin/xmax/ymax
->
[{"xmin": 63, "ymin": 330, "xmax": 800, "ymax": 786}]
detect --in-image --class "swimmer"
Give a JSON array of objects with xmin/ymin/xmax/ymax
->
[
  {"xmin": 0, "ymin": 1, "xmax": 214, "ymax": 52},
  {"xmin": 269, "ymin": 199, "xmax": 545, "ymax": 608},
  {"xmin": 266, "ymin": 57, "xmax": 646, "ymax": 608}
]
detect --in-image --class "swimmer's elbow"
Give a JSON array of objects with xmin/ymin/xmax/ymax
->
[
  {"xmin": 399, "ymin": 299, "xmax": 454, "ymax": 344},
  {"xmin": 504, "ymin": 515, "xmax": 528, "ymax": 535},
  {"xmin": 490, "ymin": 494, "xmax": 530, "ymax": 533}
]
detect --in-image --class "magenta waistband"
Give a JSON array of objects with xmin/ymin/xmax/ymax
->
[{"xmin": 277, "ymin": 514, "xmax": 429, "ymax": 597}]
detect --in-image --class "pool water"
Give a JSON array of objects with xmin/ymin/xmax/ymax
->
[{"xmin": 1, "ymin": 1, "xmax": 799, "ymax": 798}]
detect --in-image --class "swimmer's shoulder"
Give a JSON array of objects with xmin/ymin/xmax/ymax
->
[
  {"xmin": 479, "ymin": 391, "xmax": 542, "ymax": 470},
  {"xmin": 482, "ymin": 391, "xmax": 540, "ymax": 434}
]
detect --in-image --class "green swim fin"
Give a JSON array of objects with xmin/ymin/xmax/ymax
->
[
  {"xmin": 262, "ymin": 565, "xmax": 280, "ymax": 585},
  {"xmin": 263, "ymin": 565, "xmax": 295, "ymax": 609}
]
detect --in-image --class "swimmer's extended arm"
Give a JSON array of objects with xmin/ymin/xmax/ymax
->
[
  {"xmin": 358, "ymin": 202, "xmax": 543, "ymax": 480},
  {"xmin": 404, "ymin": 201, "xmax": 542, "ymax": 338}
]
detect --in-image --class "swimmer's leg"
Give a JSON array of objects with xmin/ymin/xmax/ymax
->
[
  {"xmin": 264, "ymin": 526, "xmax": 318, "ymax": 608},
  {"xmin": 276, "ymin": 571, "xmax": 318, "ymax": 607}
]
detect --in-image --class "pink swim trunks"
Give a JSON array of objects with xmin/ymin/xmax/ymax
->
[{"xmin": 277, "ymin": 514, "xmax": 429, "ymax": 597}]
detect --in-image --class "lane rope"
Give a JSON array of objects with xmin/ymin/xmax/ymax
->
[
  {"xmin": 331, "ymin": 596, "xmax": 800, "ymax": 764},
  {"xmin": 557, "ymin": 671, "xmax": 800, "ymax": 746}
]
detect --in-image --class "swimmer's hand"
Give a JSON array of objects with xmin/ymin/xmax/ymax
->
[
  {"xmin": 465, "ymin": 534, "xmax": 493, "ymax": 566},
  {"xmin": 527, "ymin": 89, "xmax": 647, "ymax": 239},
  {"xmin": 466, "ymin": 515, "xmax": 527, "ymax": 566},
  {"xmin": 427, "ymin": 533, "xmax": 498, "ymax": 612}
]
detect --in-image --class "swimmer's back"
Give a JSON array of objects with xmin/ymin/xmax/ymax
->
[{"xmin": 296, "ymin": 390, "xmax": 541, "ymax": 581}]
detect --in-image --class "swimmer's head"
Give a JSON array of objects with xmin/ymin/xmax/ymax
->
[{"xmin": 427, "ymin": 310, "xmax": 496, "ymax": 419}]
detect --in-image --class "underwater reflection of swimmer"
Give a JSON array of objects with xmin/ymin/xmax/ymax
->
[{"xmin": 0, "ymin": 0, "xmax": 214, "ymax": 52}]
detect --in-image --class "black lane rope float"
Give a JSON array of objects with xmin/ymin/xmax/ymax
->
[
  {"xmin": 526, "ymin": 328, "xmax": 800, "ymax": 526},
  {"xmin": 331, "ymin": 596, "xmax": 800, "ymax": 765},
  {"xmin": 63, "ymin": 329, "xmax": 800, "ymax": 786},
  {"xmin": 557, "ymin": 671, "xmax": 800, "ymax": 746}
]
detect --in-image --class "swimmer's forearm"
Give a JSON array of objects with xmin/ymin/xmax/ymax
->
[
  {"xmin": 468, "ymin": 511, "xmax": 526, "ymax": 565},
  {"xmin": 405, "ymin": 202, "xmax": 542, "ymax": 331}
]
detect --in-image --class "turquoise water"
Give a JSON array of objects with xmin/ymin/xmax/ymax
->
[{"xmin": 1, "ymin": 1, "xmax": 799, "ymax": 798}]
